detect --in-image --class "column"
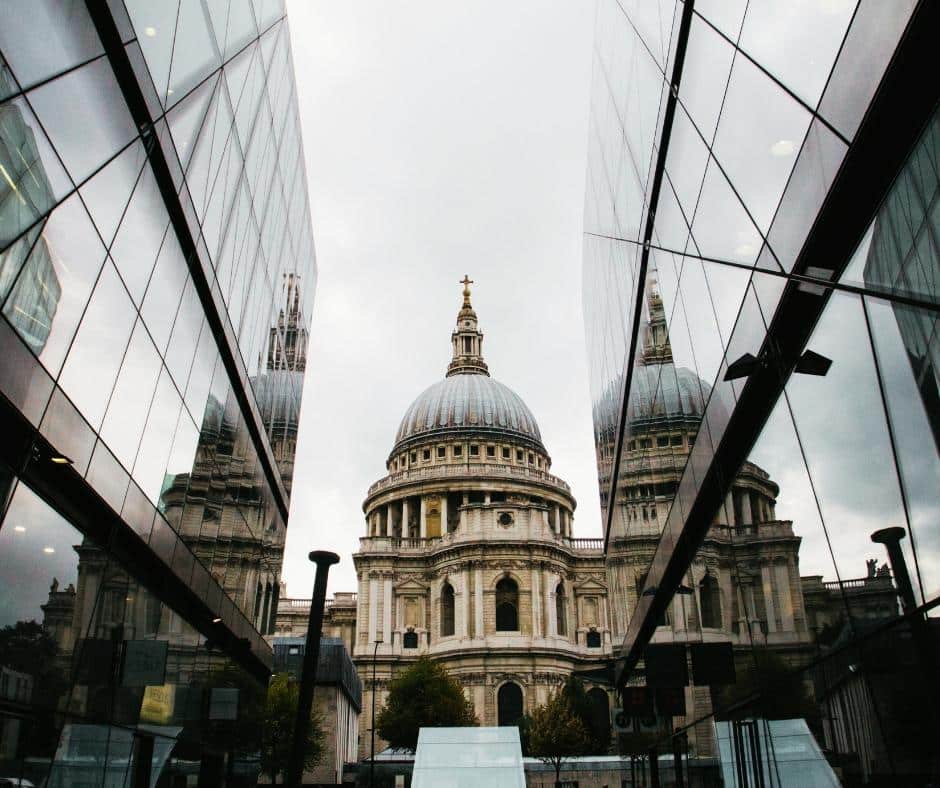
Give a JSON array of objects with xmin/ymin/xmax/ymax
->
[
  {"xmin": 386, "ymin": 504, "xmax": 393, "ymax": 537},
  {"xmin": 774, "ymin": 561, "xmax": 794, "ymax": 631},
  {"xmin": 553, "ymin": 504, "xmax": 560, "ymax": 533},
  {"xmin": 484, "ymin": 492, "xmax": 491, "ymax": 504},
  {"xmin": 420, "ymin": 497, "xmax": 427, "ymax": 538},
  {"xmin": 474, "ymin": 564, "xmax": 484, "ymax": 639},
  {"xmin": 724, "ymin": 491, "xmax": 735, "ymax": 526},
  {"xmin": 460, "ymin": 495, "xmax": 468, "ymax": 530},
  {"xmin": 440, "ymin": 494, "xmax": 448, "ymax": 533},
  {"xmin": 368, "ymin": 577, "xmax": 378, "ymax": 645},
  {"xmin": 531, "ymin": 567, "xmax": 542, "ymax": 638},
  {"xmin": 401, "ymin": 498, "xmax": 410, "ymax": 537},
  {"xmin": 719, "ymin": 568, "xmax": 734, "ymax": 631},
  {"xmin": 457, "ymin": 565, "xmax": 470, "ymax": 638},
  {"xmin": 383, "ymin": 576, "xmax": 393, "ymax": 645},
  {"xmin": 740, "ymin": 490, "xmax": 753, "ymax": 526},
  {"xmin": 736, "ymin": 584, "xmax": 749, "ymax": 635},
  {"xmin": 544, "ymin": 570, "xmax": 556, "ymax": 637},
  {"xmin": 760, "ymin": 562, "xmax": 777, "ymax": 633}
]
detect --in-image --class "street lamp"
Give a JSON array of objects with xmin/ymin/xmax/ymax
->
[
  {"xmin": 286, "ymin": 550, "xmax": 340, "ymax": 788},
  {"xmin": 370, "ymin": 638, "xmax": 383, "ymax": 788}
]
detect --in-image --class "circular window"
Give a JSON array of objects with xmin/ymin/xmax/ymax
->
[{"xmin": 498, "ymin": 512, "xmax": 514, "ymax": 527}]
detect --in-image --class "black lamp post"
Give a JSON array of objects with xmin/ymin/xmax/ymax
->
[
  {"xmin": 370, "ymin": 638, "xmax": 383, "ymax": 788},
  {"xmin": 286, "ymin": 550, "xmax": 339, "ymax": 788}
]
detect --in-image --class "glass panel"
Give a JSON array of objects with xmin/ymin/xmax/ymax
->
[
  {"xmin": 817, "ymin": 0, "xmax": 917, "ymax": 142},
  {"xmin": 57, "ymin": 261, "xmax": 136, "ymax": 429},
  {"xmin": 125, "ymin": 0, "xmax": 181, "ymax": 103},
  {"xmin": 738, "ymin": 0, "xmax": 857, "ymax": 109},
  {"xmin": 25, "ymin": 57, "xmax": 137, "ymax": 186},
  {"xmin": 0, "ymin": 94, "xmax": 72, "ymax": 250},
  {"xmin": 140, "ymin": 230, "xmax": 188, "ymax": 354},
  {"xmin": 0, "ymin": 0, "xmax": 104, "ymax": 91},
  {"xmin": 165, "ymin": 72, "xmax": 219, "ymax": 173},
  {"xmin": 38, "ymin": 387, "xmax": 97, "ymax": 475},
  {"xmin": 689, "ymin": 157, "xmax": 765, "ymax": 266},
  {"xmin": 165, "ymin": 276, "xmax": 204, "ymax": 390},
  {"xmin": 167, "ymin": 0, "xmax": 222, "ymax": 101},
  {"xmin": 678, "ymin": 15, "xmax": 736, "ymax": 145},
  {"xmin": 133, "ymin": 367, "xmax": 184, "ymax": 505},
  {"xmin": 784, "ymin": 292, "xmax": 912, "ymax": 597},
  {"xmin": 712, "ymin": 52, "xmax": 813, "ymax": 235},
  {"xmin": 693, "ymin": 0, "xmax": 747, "ymax": 42},
  {"xmin": 866, "ymin": 297, "xmax": 940, "ymax": 601},
  {"xmin": 664, "ymin": 103, "xmax": 710, "ymax": 223},
  {"xmin": 207, "ymin": 0, "xmax": 259, "ymax": 63},
  {"xmin": 3, "ymin": 194, "xmax": 107, "ymax": 375},
  {"xmin": 78, "ymin": 140, "xmax": 147, "ymax": 250},
  {"xmin": 100, "ymin": 319, "xmax": 164, "ymax": 470},
  {"xmin": 109, "ymin": 163, "xmax": 171, "ymax": 304}
]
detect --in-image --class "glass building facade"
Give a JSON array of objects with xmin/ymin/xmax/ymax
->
[
  {"xmin": 583, "ymin": 0, "xmax": 938, "ymax": 784},
  {"xmin": 0, "ymin": 0, "xmax": 314, "ymax": 785}
]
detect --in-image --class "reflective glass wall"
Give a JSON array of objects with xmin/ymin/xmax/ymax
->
[
  {"xmin": 584, "ymin": 1, "xmax": 938, "ymax": 784},
  {"xmin": 0, "ymin": 0, "xmax": 314, "ymax": 782}
]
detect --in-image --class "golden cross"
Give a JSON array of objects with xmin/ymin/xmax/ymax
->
[{"xmin": 460, "ymin": 275, "xmax": 473, "ymax": 303}]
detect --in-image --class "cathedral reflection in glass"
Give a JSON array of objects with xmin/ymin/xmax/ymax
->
[
  {"xmin": 0, "ymin": 1, "xmax": 314, "ymax": 784},
  {"xmin": 583, "ymin": 1, "xmax": 938, "ymax": 784}
]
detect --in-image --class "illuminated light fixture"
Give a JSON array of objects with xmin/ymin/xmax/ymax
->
[
  {"xmin": 14, "ymin": 526, "xmax": 25, "ymax": 533},
  {"xmin": 211, "ymin": 617, "xmax": 222, "ymax": 624},
  {"xmin": 43, "ymin": 546, "xmax": 55, "ymax": 554},
  {"xmin": 770, "ymin": 139, "xmax": 795, "ymax": 157},
  {"xmin": 50, "ymin": 453, "xmax": 73, "ymax": 465},
  {"xmin": 145, "ymin": 26, "xmax": 157, "ymax": 37}
]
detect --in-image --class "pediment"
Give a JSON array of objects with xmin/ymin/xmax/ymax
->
[
  {"xmin": 573, "ymin": 576, "xmax": 608, "ymax": 593},
  {"xmin": 395, "ymin": 576, "xmax": 429, "ymax": 593}
]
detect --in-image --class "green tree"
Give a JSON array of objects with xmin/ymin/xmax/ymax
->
[
  {"xmin": 559, "ymin": 676, "xmax": 611, "ymax": 754},
  {"xmin": 528, "ymin": 691, "xmax": 591, "ymax": 788},
  {"xmin": 260, "ymin": 673, "xmax": 325, "ymax": 784},
  {"xmin": 375, "ymin": 656, "xmax": 476, "ymax": 750}
]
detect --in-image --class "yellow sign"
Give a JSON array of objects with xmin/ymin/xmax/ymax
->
[{"xmin": 140, "ymin": 684, "xmax": 175, "ymax": 725}]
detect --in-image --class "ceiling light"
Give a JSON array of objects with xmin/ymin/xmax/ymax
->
[
  {"xmin": 14, "ymin": 526, "xmax": 25, "ymax": 533},
  {"xmin": 43, "ymin": 546, "xmax": 55, "ymax": 554},
  {"xmin": 212, "ymin": 617, "xmax": 222, "ymax": 624},
  {"xmin": 50, "ymin": 454, "xmax": 73, "ymax": 465},
  {"xmin": 145, "ymin": 26, "xmax": 157, "ymax": 37},
  {"xmin": 771, "ymin": 139, "xmax": 795, "ymax": 157}
]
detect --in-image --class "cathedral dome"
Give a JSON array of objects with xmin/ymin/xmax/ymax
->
[
  {"xmin": 393, "ymin": 374, "xmax": 543, "ymax": 453},
  {"xmin": 628, "ymin": 363, "xmax": 707, "ymax": 422},
  {"xmin": 389, "ymin": 276, "xmax": 546, "ymax": 458}
]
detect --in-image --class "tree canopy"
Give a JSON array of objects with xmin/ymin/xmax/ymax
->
[
  {"xmin": 375, "ymin": 656, "xmax": 477, "ymax": 750},
  {"xmin": 259, "ymin": 673, "xmax": 325, "ymax": 784},
  {"xmin": 527, "ymin": 690, "xmax": 591, "ymax": 787}
]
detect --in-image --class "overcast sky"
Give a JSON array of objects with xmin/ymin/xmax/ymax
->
[{"xmin": 281, "ymin": 2, "xmax": 599, "ymax": 596}]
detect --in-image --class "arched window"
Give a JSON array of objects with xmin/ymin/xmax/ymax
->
[
  {"xmin": 555, "ymin": 583, "xmax": 567, "ymax": 637},
  {"xmin": 495, "ymin": 577, "xmax": 519, "ymax": 631},
  {"xmin": 440, "ymin": 582, "xmax": 455, "ymax": 636},
  {"xmin": 497, "ymin": 682, "xmax": 524, "ymax": 727},
  {"xmin": 700, "ymin": 571, "xmax": 722, "ymax": 629},
  {"xmin": 587, "ymin": 688, "xmax": 611, "ymax": 745},
  {"xmin": 403, "ymin": 631, "xmax": 418, "ymax": 649},
  {"xmin": 586, "ymin": 630, "xmax": 601, "ymax": 648}
]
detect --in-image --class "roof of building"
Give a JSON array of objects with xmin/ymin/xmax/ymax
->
[
  {"xmin": 390, "ymin": 279, "xmax": 546, "ymax": 456},
  {"xmin": 271, "ymin": 636, "xmax": 362, "ymax": 711}
]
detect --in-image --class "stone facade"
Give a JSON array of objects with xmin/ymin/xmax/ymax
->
[{"xmin": 276, "ymin": 281, "xmax": 820, "ymax": 764}]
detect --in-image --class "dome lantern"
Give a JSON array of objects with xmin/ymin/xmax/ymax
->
[{"xmin": 447, "ymin": 275, "xmax": 489, "ymax": 377}]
